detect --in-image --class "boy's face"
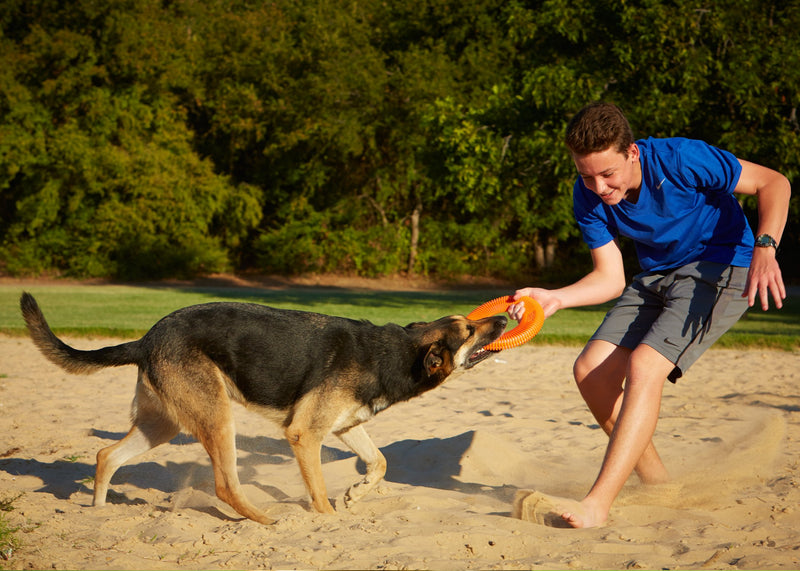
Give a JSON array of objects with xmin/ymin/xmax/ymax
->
[{"xmin": 572, "ymin": 143, "xmax": 641, "ymax": 205}]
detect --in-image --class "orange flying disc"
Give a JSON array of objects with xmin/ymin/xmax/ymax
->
[{"xmin": 467, "ymin": 296, "xmax": 544, "ymax": 351}]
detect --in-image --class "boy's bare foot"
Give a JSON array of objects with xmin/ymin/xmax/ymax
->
[{"xmin": 512, "ymin": 490, "xmax": 607, "ymax": 529}]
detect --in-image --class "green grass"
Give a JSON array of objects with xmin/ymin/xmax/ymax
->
[
  {"xmin": 0, "ymin": 494, "xmax": 22, "ymax": 567},
  {"xmin": 0, "ymin": 283, "xmax": 798, "ymax": 350}
]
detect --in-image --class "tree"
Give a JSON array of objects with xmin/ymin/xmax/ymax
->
[{"xmin": 0, "ymin": 0, "xmax": 262, "ymax": 278}]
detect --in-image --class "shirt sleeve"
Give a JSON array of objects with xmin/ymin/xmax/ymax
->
[
  {"xmin": 673, "ymin": 139, "xmax": 742, "ymax": 195},
  {"xmin": 572, "ymin": 179, "xmax": 617, "ymax": 249}
]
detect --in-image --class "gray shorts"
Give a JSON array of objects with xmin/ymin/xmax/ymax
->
[{"xmin": 591, "ymin": 261, "xmax": 750, "ymax": 382}]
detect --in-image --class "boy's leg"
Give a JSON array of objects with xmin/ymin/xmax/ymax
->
[
  {"xmin": 573, "ymin": 340, "xmax": 670, "ymax": 484},
  {"xmin": 514, "ymin": 341, "xmax": 672, "ymax": 529},
  {"xmin": 566, "ymin": 343, "xmax": 674, "ymax": 528}
]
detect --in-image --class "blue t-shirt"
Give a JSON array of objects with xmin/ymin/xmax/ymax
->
[{"xmin": 573, "ymin": 137, "xmax": 754, "ymax": 272}]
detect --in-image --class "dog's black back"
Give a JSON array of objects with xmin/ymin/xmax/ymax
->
[{"xmin": 142, "ymin": 302, "xmax": 442, "ymax": 410}]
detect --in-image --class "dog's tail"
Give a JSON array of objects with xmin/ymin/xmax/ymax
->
[{"xmin": 20, "ymin": 292, "xmax": 142, "ymax": 374}]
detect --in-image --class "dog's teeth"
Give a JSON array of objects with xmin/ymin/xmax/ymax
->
[{"xmin": 469, "ymin": 348, "xmax": 487, "ymax": 362}]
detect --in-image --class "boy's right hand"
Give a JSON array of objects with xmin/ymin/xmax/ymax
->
[{"xmin": 511, "ymin": 288, "xmax": 560, "ymax": 319}]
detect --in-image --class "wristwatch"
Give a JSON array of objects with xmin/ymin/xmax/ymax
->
[{"xmin": 754, "ymin": 233, "xmax": 778, "ymax": 250}]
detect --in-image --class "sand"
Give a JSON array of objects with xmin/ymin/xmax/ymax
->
[{"xmin": 1, "ymin": 335, "xmax": 798, "ymax": 570}]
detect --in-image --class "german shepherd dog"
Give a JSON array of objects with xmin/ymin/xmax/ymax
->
[{"xmin": 20, "ymin": 293, "xmax": 506, "ymax": 524}]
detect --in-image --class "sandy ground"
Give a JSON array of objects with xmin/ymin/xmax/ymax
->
[{"xmin": 1, "ymin": 334, "xmax": 799, "ymax": 570}]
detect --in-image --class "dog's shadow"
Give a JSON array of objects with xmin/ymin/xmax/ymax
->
[
  {"xmin": 242, "ymin": 429, "xmax": 516, "ymax": 503},
  {"xmin": 0, "ymin": 430, "xmax": 515, "ymax": 513},
  {"xmin": 227, "ymin": 430, "xmax": 516, "ymax": 503},
  {"xmin": 380, "ymin": 431, "xmax": 518, "ymax": 504}
]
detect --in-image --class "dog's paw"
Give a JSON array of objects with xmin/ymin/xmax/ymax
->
[{"xmin": 343, "ymin": 477, "xmax": 375, "ymax": 507}]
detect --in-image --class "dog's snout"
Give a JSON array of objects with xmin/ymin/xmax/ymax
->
[{"xmin": 495, "ymin": 315, "xmax": 508, "ymax": 330}]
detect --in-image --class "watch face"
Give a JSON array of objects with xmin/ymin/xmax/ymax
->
[{"xmin": 755, "ymin": 235, "xmax": 777, "ymax": 248}]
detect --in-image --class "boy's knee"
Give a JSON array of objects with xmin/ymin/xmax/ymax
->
[
  {"xmin": 572, "ymin": 356, "xmax": 582, "ymax": 383},
  {"xmin": 573, "ymin": 341, "xmax": 630, "ymax": 386},
  {"xmin": 573, "ymin": 352, "xmax": 594, "ymax": 385}
]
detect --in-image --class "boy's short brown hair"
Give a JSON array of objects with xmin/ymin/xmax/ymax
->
[{"xmin": 565, "ymin": 102, "xmax": 635, "ymax": 156}]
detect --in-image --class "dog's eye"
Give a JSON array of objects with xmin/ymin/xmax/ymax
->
[{"xmin": 466, "ymin": 325, "xmax": 475, "ymax": 336}]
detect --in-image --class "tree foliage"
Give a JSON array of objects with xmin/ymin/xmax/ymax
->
[{"xmin": 1, "ymin": 0, "xmax": 798, "ymax": 281}]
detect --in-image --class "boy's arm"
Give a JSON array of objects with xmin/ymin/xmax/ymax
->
[
  {"xmin": 511, "ymin": 239, "xmax": 626, "ymax": 319},
  {"xmin": 734, "ymin": 159, "xmax": 791, "ymax": 310}
]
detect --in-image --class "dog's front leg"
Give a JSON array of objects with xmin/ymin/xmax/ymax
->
[
  {"xmin": 285, "ymin": 424, "xmax": 335, "ymax": 514},
  {"xmin": 336, "ymin": 424, "xmax": 387, "ymax": 507}
]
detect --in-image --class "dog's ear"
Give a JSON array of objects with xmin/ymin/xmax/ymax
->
[
  {"xmin": 424, "ymin": 342, "xmax": 445, "ymax": 374},
  {"xmin": 424, "ymin": 343, "xmax": 455, "ymax": 385},
  {"xmin": 411, "ymin": 341, "xmax": 455, "ymax": 394}
]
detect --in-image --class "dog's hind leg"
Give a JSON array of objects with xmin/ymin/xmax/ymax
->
[
  {"xmin": 193, "ymin": 413, "xmax": 277, "ymax": 525},
  {"xmin": 94, "ymin": 381, "xmax": 180, "ymax": 506},
  {"xmin": 336, "ymin": 424, "xmax": 387, "ymax": 507},
  {"xmin": 148, "ymin": 356, "xmax": 277, "ymax": 525}
]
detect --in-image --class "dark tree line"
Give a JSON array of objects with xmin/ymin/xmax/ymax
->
[{"xmin": 1, "ymin": 0, "xmax": 798, "ymax": 281}]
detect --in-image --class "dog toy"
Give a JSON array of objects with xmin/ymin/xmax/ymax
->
[{"xmin": 467, "ymin": 296, "xmax": 544, "ymax": 351}]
